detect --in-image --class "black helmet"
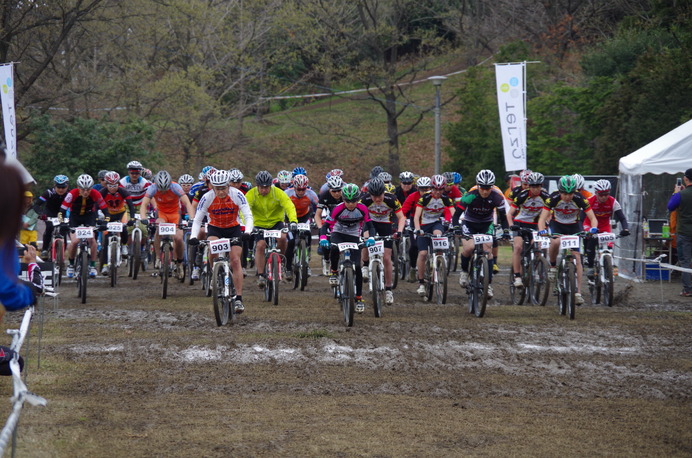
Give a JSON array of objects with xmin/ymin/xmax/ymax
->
[
  {"xmin": 370, "ymin": 165, "xmax": 384, "ymax": 179},
  {"xmin": 368, "ymin": 178, "xmax": 385, "ymax": 196},
  {"xmin": 255, "ymin": 170, "xmax": 273, "ymax": 186}
]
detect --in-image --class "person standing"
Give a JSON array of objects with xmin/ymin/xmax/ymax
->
[{"xmin": 668, "ymin": 168, "xmax": 692, "ymax": 297}]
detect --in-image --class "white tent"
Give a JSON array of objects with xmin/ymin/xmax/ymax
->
[{"xmin": 617, "ymin": 119, "xmax": 692, "ymax": 279}]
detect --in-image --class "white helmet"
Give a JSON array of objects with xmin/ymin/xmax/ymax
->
[
  {"xmin": 416, "ymin": 176, "xmax": 432, "ymax": 188},
  {"xmin": 210, "ymin": 170, "xmax": 230, "ymax": 186},
  {"xmin": 572, "ymin": 173, "xmax": 585, "ymax": 190},
  {"xmin": 228, "ymin": 168, "xmax": 244, "ymax": 182},
  {"xmin": 594, "ymin": 179, "xmax": 611, "ymax": 193},
  {"xmin": 277, "ymin": 170, "xmax": 292, "ymax": 185},
  {"xmin": 178, "ymin": 174, "xmax": 194, "ymax": 185},
  {"xmin": 431, "ymin": 174, "xmax": 446, "ymax": 189},
  {"xmin": 77, "ymin": 174, "xmax": 94, "ymax": 189},
  {"xmin": 476, "ymin": 170, "xmax": 496, "ymax": 186},
  {"xmin": 327, "ymin": 175, "xmax": 343, "ymax": 190},
  {"xmin": 126, "ymin": 160, "xmax": 143, "ymax": 170},
  {"xmin": 154, "ymin": 170, "xmax": 172, "ymax": 191}
]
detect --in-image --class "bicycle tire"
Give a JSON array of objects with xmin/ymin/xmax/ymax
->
[
  {"xmin": 510, "ymin": 258, "xmax": 527, "ymax": 305},
  {"xmin": 372, "ymin": 261, "xmax": 384, "ymax": 318},
  {"xmin": 271, "ymin": 253, "xmax": 280, "ymax": 305},
  {"xmin": 79, "ymin": 249, "xmax": 88, "ymax": 304},
  {"xmin": 474, "ymin": 256, "xmax": 489, "ymax": 317},
  {"xmin": 452, "ymin": 235, "xmax": 459, "ymax": 272},
  {"xmin": 425, "ymin": 257, "xmax": 434, "ymax": 302},
  {"xmin": 299, "ymin": 239, "xmax": 308, "ymax": 290},
  {"xmin": 530, "ymin": 256, "xmax": 550, "ymax": 306},
  {"xmin": 565, "ymin": 261, "xmax": 576, "ymax": 320},
  {"xmin": 54, "ymin": 238, "xmax": 64, "ymax": 286},
  {"xmin": 435, "ymin": 255, "xmax": 448, "ymax": 304},
  {"xmin": 589, "ymin": 262, "xmax": 601, "ymax": 305},
  {"xmin": 398, "ymin": 238, "xmax": 408, "ymax": 281},
  {"xmin": 132, "ymin": 230, "xmax": 141, "ymax": 280},
  {"xmin": 212, "ymin": 262, "xmax": 230, "ymax": 326},
  {"xmin": 603, "ymin": 255, "xmax": 614, "ymax": 307},
  {"xmin": 188, "ymin": 244, "xmax": 196, "ymax": 285},
  {"xmin": 342, "ymin": 266, "xmax": 355, "ymax": 327},
  {"xmin": 162, "ymin": 243, "xmax": 170, "ymax": 299},
  {"xmin": 391, "ymin": 242, "xmax": 399, "ymax": 290},
  {"xmin": 110, "ymin": 241, "xmax": 118, "ymax": 288}
]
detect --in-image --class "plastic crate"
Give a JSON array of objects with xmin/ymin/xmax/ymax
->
[{"xmin": 645, "ymin": 263, "xmax": 669, "ymax": 281}]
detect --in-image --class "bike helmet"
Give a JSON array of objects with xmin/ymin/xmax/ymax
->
[
  {"xmin": 104, "ymin": 171, "xmax": 120, "ymax": 186},
  {"xmin": 378, "ymin": 171, "xmax": 392, "ymax": 183},
  {"xmin": 292, "ymin": 167, "xmax": 307, "ymax": 177},
  {"xmin": 255, "ymin": 170, "xmax": 273, "ymax": 186},
  {"xmin": 368, "ymin": 178, "xmax": 385, "ymax": 196},
  {"xmin": 572, "ymin": 173, "xmax": 585, "ymax": 190},
  {"xmin": 416, "ymin": 176, "xmax": 432, "ymax": 188},
  {"xmin": 452, "ymin": 172, "xmax": 462, "ymax": 184},
  {"xmin": 126, "ymin": 160, "xmax": 143, "ymax": 170},
  {"xmin": 475, "ymin": 169, "xmax": 496, "ymax": 186},
  {"xmin": 293, "ymin": 174, "xmax": 309, "ymax": 189},
  {"xmin": 204, "ymin": 167, "xmax": 217, "ymax": 181},
  {"xmin": 385, "ymin": 183, "xmax": 395, "ymax": 194},
  {"xmin": 201, "ymin": 165, "xmax": 214, "ymax": 176},
  {"xmin": 228, "ymin": 168, "xmax": 244, "ymax": 182},
  {"xmin": 242, "ymin": 181, "xmax": 252, "ymax": 189},
  {"xmin": 97, "ymin": 170, "xmax": 109, "ymax": 180},
  {"xmin": 370, "ymin": 165, "xmax": 384, "ymax": 179},
  {"xmin": 210, "ymin": 169, "xmax": 230, "ymax": 186},
  {"xmin": 519, "ymin": 169, "xmax": 533, "ymax": 184},
  {"xmin": 327, "ymin": 175, "xmax": 343, "ymax": 190},
  {"xmin": 329, "ymin": 168, "xmax": 344, "ymax": 178},
  {"xmin": 178, "ymin": 174, "xmax": 195, "ymax": 185},
  {"xmin": 142, "ymin": 168, "xmax": 153, "ymax": 180},
  {"xmin": 443, "ymin": 171, "xmax": 455, "ymax": 185},
  {"xmin": 558, "ymin": 175, "xmax": 577, "ymax": 193},
  {"xmin": 77, "ymin": 174, "xmax": 94, "ymax": 189},
  {"xmin": 399, "ymin": 171, "xmax": 414, "ymax": 184},
  {"xmin": 54, "ymin": 174, "xmax": 69, "ymax": 186},
  {"xmin": 527, "ymin": 172, "xmax": 545, "ymax": 186},
  {"xmin": 594, "ymin": 179, "xmax": 611, "ymax": 193},
  {"xmin": 277, "ymin": 170, "xmax": 293, "ymax": 184},
  {"xmin": 431, "ymin": 174, "xmax": 446, "ymax": 190},
  {"xmin": 154, "ymin": 170, "xmax": 172, "ymax": 191},
  {"xmin": 342, "ymin": 183, "xmax": 360, "ymax": 202}
]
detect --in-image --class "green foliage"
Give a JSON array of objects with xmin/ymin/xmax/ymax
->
[{"xmin": 26, "ymin": 116, "xmax": 161, "ymax": 191}]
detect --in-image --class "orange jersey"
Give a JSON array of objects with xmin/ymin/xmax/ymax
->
[{"xmin": 145, "ymin": 182, "xmax": 186, "ymax": 214}]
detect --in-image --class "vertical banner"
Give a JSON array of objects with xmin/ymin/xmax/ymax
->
[
  {"xmin": 0, "ymin": 63, "xmax": 17, "ymax": 159},
  {"xmin": 495, "ymin": 63, "xmax": 527, "ymax": 171}
]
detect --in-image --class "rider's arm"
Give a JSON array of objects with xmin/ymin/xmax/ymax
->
[
  {"xmin": 537, "ymin": 208, "xmax": 551, "ymax": 232},
  {"xmin": 234, "ymin": 189, "xmax": 254, "ymax": 234},
  {"xmin": 139, "ymin": 195, "xmax": 152, "ymax": 220},
  {"xmin": 190, "ymin": 194, "xmax": 210, "ymax": 239},
  {"xmin": 315, "ymin": 207, "xmax": 324, "ymax": 228},
  {"xmin": 180, "ymin": 194, "xmax": 196, "ymax": 220},
  {"xmin": 585, "ymin": 208, "xmax": 598, "ymax": 230},
  {"xmin": 413, "ymin": 205, "xmax": 423, "ymax": 232},
  {"xmin": 395, "ymin": 209, "xmax": 405, "ymax": 233},
  {"xmin": 279, "ymin": 188, "xmax": 298, "ymax": 223}
]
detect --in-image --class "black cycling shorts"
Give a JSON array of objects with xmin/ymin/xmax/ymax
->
[
  {"xmin": 207, "ymin": 225, "xmax": 243, "ymax": 246},
  {"xmin": 372, "ymin": 222, "xmax": 394, "ymax": 248}
]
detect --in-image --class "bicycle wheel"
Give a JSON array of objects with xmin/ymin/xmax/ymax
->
[
  {"xmin": 132, "ymin": 230, "xmax": 141, "ymax": 280},
  {"xmin": 263, "ymin": 259, "xmax": 272, "ymax": 302},
  {"xmin": 162, "ymin": 243, "xmax": 170, "ymax": 299},
  {"xmin": 603, "ymin": 255, "xmax": 614, "ymax": 307},
  {"xmin": 425, "ymin": 257, "xmax": 434, "ymax": 302},
  {"xmin": 54, "ymin": 238, "xmax": 64, "ymax": 286},
  {"xmin": 398, "ymin": 238, "xmax": 408, "ymax": 281},
  {"xmin": 452, "ymin": 235, "xmax": 459, "ymax": 272},
  {"xmin": 589, "ymin": 262, "xmax": 602, "ymax": 305},
  {"xmin": 473, "ymin": 256, "xmax": 489, "ymax": 317},
  {"xmin": 212, "ymin": 262, "xmax": 230, "ymax": 326},
  {"xmin": 188, "ymin": 244, "xmax": 196, "ymax": 285},
  {"xmin": 565, "ymin": 262, "xmax": 576, "ymax": 320},
  {"xmin": 79, "ymin": 250, "xmax": 88, "ymax": 304},
  {"xmin": 530, "ymin": 256, "xmax": 550, "ymax": 306},
  {"xmin": 510, "ymin": 261, "xmax": 527, "ymax": 305},
  {"xmin": 372, "ymin": 261, "xmax": 384, "ymax": 318},
  {"xmin": 391, "ymin": 242, "xmax": 399, "ymax": 290},
  {"xmin": 299, "ymin": 239, "xmax": 309, "ymax": 290},
  {"xmin": 342, "ymin": 266, "xmax": 355, "ymax": 327},
  {"xmin": 271, "ymin": 253, "xmax": 280, "ymax": 305},
  {"xmin": 435, "ymin": 255, "xmax": 448, "ymax": 304},
  {"xmin": 110, "ymin": 241, "xmax": 118, "ymax": 288}
]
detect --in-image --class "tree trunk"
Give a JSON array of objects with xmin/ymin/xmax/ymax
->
[{"xmin": 384, "ymin": 89, "xmax": 401, "ymax": 177}]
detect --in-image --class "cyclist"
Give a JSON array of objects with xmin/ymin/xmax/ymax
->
[
  {"xmin": 33, "ymin": 174, "xmax": 70, "ymax": 256},
  {"xmin": 395, "ymin": 171, "xmax": 417, "ymax": 205},
  {"xmin": 315, "ymin": 175, "xmax": 345, "ymax": 275},
  {"xmin": 583, "ymin": 179, "xmax": 630, "ymax": 277},
  {"xmin": 319, "ymin": 169, "xmax": 344, "ymax": 194},
  {"xmin": 275, "ymin": 170, "xmax": 293, "ymax": 191},
  {"xmin": 229, "ymin": 169, "xmax": 250, "ymax": 194},
  {"xmin": 451, "ymin": 172, "xmax": 466, "ymax": 195},
  {"xmin": 442, "ymin": 171, "xmax": 463, "ymax": 203},
  {"xmin": 189, "ymin": 170, "xmax": 254, "ymax": 313},
  {"xmin": 454, "ymin": 170, "xmax": 511, "ymax": 299},
  {"xmin": 507, "ymin": 171, "xmax": 550, "ymax": 287},
  {"xmin": 140, "ymin": 171, "xmax": 195, "ymax": 275},
  {"xmin": 61, "ymin": 174, "xmax": 111, "ymax": 278},
  {"xmin": 99, "ymin": 171, "xmax": 136, "ymax": 274},
  {"xmin": 362, "ymin": 165, "xmax": 384, "ymax": 193},
  {"xmin": 319, "ymin": 183, "xmax": 376, "ymax": 313},
  {"xmin": 360, "ymin": 177, "xmax": 405, "ymax": 304},
  {"xmin": 191, "ymin": 167, "xmax": 216, "ymax": 205},
  {"xmin": 246, "ymin": 171, "xmax": 298, "ymax": 287},
  {"xmin": 413, "ymin": 175, "xmax": 455, "ymax": 296},
  {"xmin": 506, "ymin": 169, "xmax": 531, "ymax": 202},
  {"xmin": 573, "ymin": 174, "xmax": 593, "ymax": 200},
  {"xmin": 94, "ymin": 170, "xmax": 110, "ymax": 192},
  {"xmin": 178, "ymin": 174, "xmax": 195, "ymax": 197},
  {"xmin": 401, "ymin": 176, "xmax": 432, "ymax": 281},
  {"xmin": 120, "ymin": 160, "xmax": 151, "ymax": 250},
  {"xmin": 190, "ymin": 166, "xmax": 214, "ymax": 197},
  {"xmin": 284, "ymin": 174, "xmax": 319, "ymax": 280},
  {"xmin": 537, "ymin": 175, "xmax": 599, "ymax": 305}
]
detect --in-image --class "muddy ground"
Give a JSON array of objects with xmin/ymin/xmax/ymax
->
[{"xmin": 3, "ymin": 255, "xmax": 691, "ymax": 457}]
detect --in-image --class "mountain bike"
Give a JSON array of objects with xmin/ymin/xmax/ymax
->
[
  {"xmin": 588, "ymin": 232, "xmax": 619, "ymax": 307},
  {"xmin": 397, "ymin": 226, "xmax": 413, "ymax": 283},
  {"xmin": 465, "ymin": 233, "xmax": 493, "ymax": 317},
  {"xmin": 128, "ymin": 215, "xmax": 145, "ymax": 280},
  {"xmin": 257, "ymin": 228, "xmax": 287, "ymax": 305},
  {"xmin": 366, "ymin": 235, "xmax": 394, "ymax": 318},
  {"xmin": 421, "ymin": 233, "xmax": 448, "ymax": 304},
  {"xmin": 446, "ymin": 229, "xmax": 459, "ymax": 274},
  {"xmin": 292, "ymin": 222, "xmax": 312, "ymax": 291},
  {"xmin": 196, "ymin": 240, "xmax": 213, "ymax": 297},
  {"xmin": 47, "ymin": 216, "xmax": 69, "ymax": 286},
  {"xmin": 104, "ymin": 221, "xmax": 125, "ymax": 288},
  {"xmin": 510, "ymin": 228, "xmax": 551, "ymax": 306},
  {"xmin": 551, "ymin": 233, "xmax": 583, "ymax": 320},
  {"xmin": 390, "ymin": 233, "xmax": 399, "ymax": 290},
  {"xmin": 73, "ymin": 225, "xmax": 98, "ymax": 304},
  {"xmin": 208, "ymin": 237, "xmax": 240, "ymax": 326},
  {"xmin": 153, "ymin": 222, "xmax": 178, "ymax": 299},
  {"xmin": 331, "ymin": 240, "xmax": 362, "ymax": 327}
]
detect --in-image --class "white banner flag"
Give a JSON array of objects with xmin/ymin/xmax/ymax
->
[
  {"xmin": 0, "ymin": 63, "xmax": 17, "ymax": 160},
  {"xmin": 495, "ymin": 63, "xmax": 526, "ymax": 171}
]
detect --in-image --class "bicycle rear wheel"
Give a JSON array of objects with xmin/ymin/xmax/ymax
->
[
  {"xmin": 162, "ymin": 243, "xmax": 170, "ymax": 299},
  {"xmin": 589, "ymin": 263, "xmax": 602, "ymax": 305},
  {"xmin": 110, "ymin": 241, "xmax": 118, "ymax": 287},
  {"xmin": 530, "ymin": 256, "xmax": 550, "ymax": 306},
  {"xmin": 510, "ymin": 260, "xmax": 527, "ymax": 305},
  {"xmin": 212, "ymin": 262, "xmax": 230, "ymax": 326},
  {"xmin": 299, "ymin": 239, "xmax": 309, "ymax": 290},
  {"xmin": 565, "ymin": 262, "xmax": 576, "ymax": 319},
  {"xmin": 391, "ymin": 242, "xmax": 399, "ymax": 290},
  {"xmin": 603, "ymin": 255, "xmax": 614, "ymax": 307},
  {"xmin": 342, "ymin": 266, "xmax": 355, "ymax": 327},
  {"xmin": 425, "ymin": 258, "xmax": 434, "ymax": 302},
  {"xmin": 398, "ymin": 238, "xmax": 408, "ymax": 281},
  {"xmin": 435, "ymin": 255, "xmax": 447, "ymax": 304},
  {"xmin": 132, "ymin": 230, "xmax": 141, "ymax": 280},
  {"xmin": 372, "ymin": 261, "xmax": 384, "ymax": 318}
]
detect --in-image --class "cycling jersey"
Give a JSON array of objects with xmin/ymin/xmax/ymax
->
[
  {"xmin": 145, "ymin": 183, "xmax": 186, "ymax": 214},
  {"xmin": 191, "ymin": 188, "xmax": 253, "ymax": 238},
  {"xmin": 321, "ymin": 202, "xmax": 374, "ymax": 238},
  {"xmin": 360, "ymin": 193, "xmax": 402, "ymax": 223},
  {"xmin": 60, "ymin": 189, "xmax": 109, "ymax": 216},
  {"xmin": 444, "ymin": 185, "xmax": 462, "ymax": 203},
  {"xmin": 34, "ymin": 188, "xmax": 68, "ymax": 217},
  {"xmin": 512, "ymin": 189, "xmax": 550, "ymax": 225},
  {"xmin": 585, "ymin": 195, "xmax": 628, "ymax": 232},
  {"xmin": 416, "ymin": 193, "xmax": 454, "ymax": 225},
  {"xmin": 506, "ymin": 185, "xmax": 524, "ymax": 202},
  {"xmin": 119, "ymin": 176, "xmax": 151, "ymax": 207},
  {"xmin": 316, "ymin": 190, "xmax": 342, "ymax": 213},
  {"xmin": 543, "ymin": 191, "xmax": 591, "ymax": 225},
  {"xmin": 191, "ymin": 184, "xmax": 211, "ymax": 204},
  {"xmin": 285, "ymin": 188, "xmax": 319, "ymax": 219},
  {"xmin": 401, "ymin": 191, "xmax": 425, "ymax": 218},
  {"xmin": 100, "ymin": 187, "xmax": 135, "ymax": 217},
  {"xmin": 395, "ymin": 184, "xmax": 417, "ymax": 206},
  {"xmin": 455, "ymin": 188, "xmax": 508, "ymax": 227},
  {"xmin": 246, "ymin": 185, "xmax": 297, "ymax": 228}
]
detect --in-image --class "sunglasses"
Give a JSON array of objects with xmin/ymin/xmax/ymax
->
[
  {"xmin": 479, "ymin": 185, "xmax": 492, "ymax": 190},
  {"xmin": 418, "ymin": 187, "xmax": 431, "ymax": 191},
  {"xmin": 597, "ymin": 191, "xmax": 610, "ymax": 196},
  {"xmin": 128, "ymin": 169, "xmax": 141, "ymax": 174},
  {"xmin": 55, "ymin": 185, "xmax": 68, "ymax": 189},
  {"xmin": 330, "ymin": 189, "xmax": 342, "ymax": 193},
  {"xmin": 295, "ymin": 187, "xmax": 307, "ymax": 191}
]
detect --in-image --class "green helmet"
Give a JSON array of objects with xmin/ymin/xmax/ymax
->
[
  {"xmin": 342, "ymin": 183, "xmax": 360, "ymax": 202},
  {"xmin": 558, "ymin": 175, "xmax": 577, "ymax": 193}
]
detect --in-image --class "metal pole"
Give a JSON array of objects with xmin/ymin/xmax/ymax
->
[{"xmin": 428, "ymin": 76, "xmax": 446, "ymax": 175}]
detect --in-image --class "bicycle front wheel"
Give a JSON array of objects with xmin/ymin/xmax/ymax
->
[
  {"xmin": 299, "ymin": 239, "xmax": 309, "ymax": 290},
  {"xmin": 132, "ymin": 230, "xmax": 141, "ymax": 280},
  {"xmin": 372, "ymin": 261, "xmax": 384, "ymax": 318},
  {"xmin": 110, "ymin": 241, "xmax": 118, "ymax": 288},
  {"xmin": 603, "ymin": 255, "xmax": 614, "ymax": 307},
  {"xmin": 473, "ymin": 256, "xmax": 489, "ymax": 317},
  {"xmin": 79, "ymin": 250, "xmax": 88, "ymax": 304},
  {"xmin": 565, "ymin": 262, "xmax": 576, "ymax": 320},
  {"xmin": 212, "ymin": 262, "xmax": 230, "ymax": 326},
  {"xmin": 271, "ymin": 253, "xmax": 280, "ymax": 305},
  {"xmin": 435, "ymin": 255, "xmax": 447, "ymax": 304},
  {"xmin": 530, "ymin": 255, "xmax": 550, "ymax": 306},
  {"xmin": 162, "ymin": 243, "xmax": 170, "ymax": 299},
  {"xmin": 342, "ymin": 266, "xmax": 355, "ymax": 327},
  {"xmin": 54, "ymin": 238, "xmax": 64, "ymax": 286},
  {"xmin": 391, "ymin": 242, "xmax": 399, "ymax": 290}
]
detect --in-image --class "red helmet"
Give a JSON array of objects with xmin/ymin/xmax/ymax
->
[
  {"xmin": 431, "ymin": 174, "xmax": 446, "ymax": 189},
  {"xmin": 293, "ymin": 174, "xmax": 309, "ymax": 189},
  {"xmin": 104, "ymin": 171, "xmax": 120, "ymax": 186}
]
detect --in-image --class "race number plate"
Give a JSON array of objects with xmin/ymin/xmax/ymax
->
[
  {"xmin": 107, "ymin": 222, "xmax": 123, "ymax": 232},
  {"xmin": 338, "ymin": 242, "xmax": 359, "ymax": 252},
  {"xmin": 209, "ymin": 238, "xmax": 231, "ymax": 254},
  {"xmin": 158, "ymin": 223, "xmax": 176, "ymax": 236},
  {"xmin": 598, "ymin": 232, "xmax": 616, "ymax": 244},
  {"xmin": 367, "ymin": 240, "xmax": 385, "ymax": 256},
  {"xmin": 263, "ymin": 230, "xmax": 282, "ymax": 239},
  {"xmin": 49, "ymin": 217, "xmax": 61, "ymax": 225},
  {"xmin": 532, "ymin": 231, "xmax": 550, "ymax": 249},
  {"xmin": 297, "ymin": 223, "xmax": 311, "ymax": 232},
  {"xmin": 560, "ymin": 235, "xmax": 580, "ymax": 249},
  {"xmin": 432, "ymin": 237, "xmax": 449, "ymax": 250},
  {"xmin": 472, "ymin": 234, "xmax": 493, "ymax": 245},
  {"xmin": 75, "ymin": 227, "xmax": 93, "ymax": 239}
]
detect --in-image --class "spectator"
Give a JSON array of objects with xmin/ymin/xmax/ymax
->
[
  {"xmin": 668, "ymin": 168, "xmax": 692, "ymax": 297},
  {"xmin": 20, "ymin": 190, "xmax": 39, "ymax": 248}
]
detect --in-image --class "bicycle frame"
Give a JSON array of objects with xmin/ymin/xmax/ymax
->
[
  {"xmin": 422, "ymin": 233, "xmax": 448, "ymax": 304},
  {"xmin": 331, "ymin": 240, "xmax": 360, "ymax": 327},
  {"xmin": 465, "ymin": 233, "xmax": 492, "ymax": 317}
]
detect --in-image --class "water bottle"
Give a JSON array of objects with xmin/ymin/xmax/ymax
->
[
  {"xmin": 643, "ymin": 219, "xmax": 649, "ymax": 238},
  {"xmin": 662, "ymin": 222, "xmax": 670, "ymax": 238}
]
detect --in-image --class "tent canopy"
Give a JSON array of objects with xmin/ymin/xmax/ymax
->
[{"xmin": 619, "ymin": 119, "xmax": 692, "ymax": 175}]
